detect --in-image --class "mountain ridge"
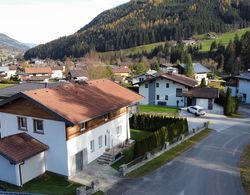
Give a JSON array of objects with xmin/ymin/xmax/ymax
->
[{"xmin": 24, "ymin": 0, "xmax": 250, "ymax": 59}]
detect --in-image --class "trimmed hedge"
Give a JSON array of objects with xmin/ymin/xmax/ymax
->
[{"xmin": 130, "ymin": 114, "xmax": 188, "ymax": 158}]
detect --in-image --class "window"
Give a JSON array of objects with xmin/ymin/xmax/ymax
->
[
  {"xmin": 99, "ymin": 136, "xmax": 103, "ymax": 148},
  {"xmin": 156, "ymin": 83, "xmax": 159, "ymax": 88},
  {"xmin": 145, "ymin": 83, "xmax": 148, "ymax": 88},
  {"xmin": 17, "ymin": 117, "xmax": 27, "ymax": 131},
  {"xmin": 139, "ymin": 77, "xmax": 144, "ymax": 82},
  {"xmin": 116, "ymin": 126, "xmax": 122, "ymax": 137},
  {"xmin": 156, "ymin": 95, "xmax": 160, "ymax": 100},
  {"xmin": 166, "ymin": 83, "xmax": 169, "ymax": 88},
  {"xmin": 33, "ymin": 119, "xmax": 44, "ymax": 134},
  {"xmin": 176, "ymin": 88, "xmax": 183, "ymax": 97},
  {"xmin": 90, "ymin": 140, "xmax": 95, "ymax": 152},
  {"xmin": 165, "ymin": 95, "xmax": 168, "ymax": 100},
  {"xmin": 80, "ymin": 122, "xmax": 86, "ymax": 132}
]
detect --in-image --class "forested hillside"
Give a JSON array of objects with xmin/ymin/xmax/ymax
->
[{"xmin": 24, "ymin": 0, "xmax": 250, "ymax": 60}]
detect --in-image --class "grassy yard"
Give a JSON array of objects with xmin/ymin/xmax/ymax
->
[
  {"xmin": 240, "ymin": 144, "xmax": 250, "ymax": 195},
  {"xmin": 139, "ymin": 105, "xmax": 178, "ymax": 113},
  {"xmin": 126, "ymin": 128, "xmax": 213, "ymax": 178},
  {"xmin": 200, "ymin": 27, "xmax": 250, "ymax": 52},
  {"xmin": 131, "ymin": 129, "xmax": 153, "ymax": 141},
  {"xmin": 0, "ymin": 172, "xmax": 82, "ymax": 195},
  {"xmin": 0, "ymin": 84, "xmax": 14, "ymax": 89}
]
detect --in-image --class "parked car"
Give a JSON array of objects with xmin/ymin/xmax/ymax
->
[{"xmin": 187, "ymin": 106, "xmax": 206, "ymax": 116}]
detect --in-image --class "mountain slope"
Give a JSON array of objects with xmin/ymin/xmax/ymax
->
[
  {"xmin": 24, "ymin": 0, "xmax": 250, "ymax": 60},
  {"xmin": 0, "ymin": 33, "xmax": 29, "ymax": 52}
]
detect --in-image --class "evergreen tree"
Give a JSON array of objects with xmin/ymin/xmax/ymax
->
[
  {"xmin": 224, "ymin": 88, "xmax": 233, "ymax": 116},
  {"xmin": 184, "ymin": 53, "xmax": 194, "ymax": 78},
  {"xmin": 200, "ymin": 78, "xmax": 207, "ymax": 87}
]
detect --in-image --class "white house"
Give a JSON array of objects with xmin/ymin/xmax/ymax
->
[
  {"xmin": 226, "ymin": 71, "xmax": 250, "ymax": 104},
  {"xmin": 136, "ymin": 72, "xmax": 197, "ymax": 107},
  {"xmin": 20, "ymin": 67, "xmax": 53, "ymax": 83},
  {"xmin": 0, "ymin": 79, "xmax": 142, "ymax": 186},
  {"xmin": 132, "ymin": 70, "xmax": 158, "ymax": 86},
  {"xmin": 0, "ymin": 66, "xmax": 17, "ymax": 79},
  {"xmin": 178, "ymin": 63, "xmax": 210, "ymax": 84},
  {"xmin": 51, "ymin": 66, "xmax": 64, "ymax": 79}
]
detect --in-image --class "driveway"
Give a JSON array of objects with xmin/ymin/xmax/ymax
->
[{"xmin": 107, "ymin": 108, "xmax": 250, "ymax": 195}]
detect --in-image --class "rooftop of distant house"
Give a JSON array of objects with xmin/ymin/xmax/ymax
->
[
  {"xmin": 25, "ymin": 67, "xmax": 52, "ymax": 74},
  {"xmin": 112, "ymin": 66, "xmax": 132, "ymax": 74},
  {"xmin": 179, "ymin": 63, "xmax": 210, "ymax": 74},
  {"xmin": 183, "ymin": 87, "xmax": 219, "ymax": 99}
]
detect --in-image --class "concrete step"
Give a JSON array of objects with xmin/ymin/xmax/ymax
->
[{"xmin": 97, "ymin": 152, "xmax": 114, "ymax": 165}]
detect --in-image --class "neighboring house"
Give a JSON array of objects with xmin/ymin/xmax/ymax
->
[
  {"xmin": 68, "ymin": 69, "xmax": 87, "ymax": 82},
  {"xmin": 51, "ymin": 66, "xmax": 64, "ymax": 79},
  {"xmin": 182, "ymin": 39, "xmax": 197, "ymax": 46},
  {"xmin": 132, "ymin": 69, "xmax": 158, "ymax": 85},
  {"xmin": 159, "ymin": 63, "xmax": 178, "ymax": 73},
  {"xmin": 183, "ymin": 87, "xmax": 219, "ymax": 110},
  {"xmin": 136, "ymin": 72, "xmax": 197, "ymax": 107},
  {"xmin": 0, "ymin": 79, "xmax": 142, "ymax": 186},
  {"xmin": 0, "ymin": 82, "xmax": 65, "ymax": 101},
  {"xmin": 226, "ymin": 71, "xmax": 250, "ymax": 103},
  {"xmin": 178, "ymin": 63, "xmax": 210, "ymax": 84},
  {"xmin": 21, "ymin": 67, "xmax": 52, "ymax": 83},
  {"xmin": 112, "ymin": 66, "xmax": 131, "ymax": 78},
  {"xmin": 0, "ymin": 66, "xmax": 17, "ymax": 79}
]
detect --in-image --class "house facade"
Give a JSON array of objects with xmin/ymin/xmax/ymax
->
[
  {"xmin": 20, "ymin": 67, "xmax": 52, "ymax": 83},
  {"xmin": 137, "ymin": 73, "xmax": 197, "ymax": 107},
  {"xmin": 226, "ymin": 71, "xmax": 250, "ymax": 103},
  {"xmin": 0, "ymin": 79, "xmax": 142, "ymax": 186},
  {"xmin": 132, "ymin": 69, "xmax": 157, "ymax": 86}
]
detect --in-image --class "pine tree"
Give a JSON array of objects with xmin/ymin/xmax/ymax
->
[
  {"xmin": 200, "ymin": 78, "xmax": 207, "ymax": 87},
  {"xmin": 184, "ymin": 53, "xmax": 194, "ymax": 78},
  {"xmin": 224, "ymin": 88, "xmax": 233, "ymax": 116}
]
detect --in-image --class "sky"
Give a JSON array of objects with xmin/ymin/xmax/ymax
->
[{"xmin": 0, "ymin": 0, "xmax": 129, "ymax": 44}]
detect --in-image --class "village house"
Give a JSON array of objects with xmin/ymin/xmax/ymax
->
[
  {"xmin": 132, "ymin": 69, "xmax": 158, "ymax": 86},
  {"xmin": 0, "ymin": 65, "xmax": 17, "ymax": 79},
  {"xmin": 226, "ymin": 71, "xmax": 250, "ymax": 104},
  {"xmin": 51, "ymin": 66, "xmax": 64, "ymax": 79},
  {"xmin": 68, "ymin": 69, "xmax": 87, "ymax": 82},
  {"xmin": 177, "ymin": 63, "xmax": 210, "ymax": 84},
  {"xmin": 0, "ymin": 79, "xmax": 142, "ymax": 186},
  {"xmin": 20, "ymin": 67, "xmax": 52, "ymax": 83},
  {"xmin": 112, "ymin": 66, "xmax": 132, "ymax": 83},
  {"xmin": 136, "ymin": 72, "xmax": 197, "ymax": 107}
]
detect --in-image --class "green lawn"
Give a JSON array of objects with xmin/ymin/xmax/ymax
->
[
  {"xmin": 0, "ymin": 172, "xmax": 82, "ymax": 195},
  {"xmin": 200, "ymin": 27, "xmax": 250, "ymax": 52},
  {"xmin": 139, "ymin": 105, "xmax": 178, "ymax": 113},
  {"xmin": 0, "ymin": 84, "xmax": 14, "ymax": 88},
  {"xmin": 131, "ymin": 129, "xmax": 153, "ymax": 141},
  {"xmin": 126, "ymin": 129, "xmax": 213, "ymax": 178},
  {"xmin": 240, "ymin": 144, "xmax": 250, "ymax": 195}
]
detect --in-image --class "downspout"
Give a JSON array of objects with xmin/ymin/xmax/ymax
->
[{"xmin": 19, "ymin": 162, "xmax": 25, "ymax": 187}]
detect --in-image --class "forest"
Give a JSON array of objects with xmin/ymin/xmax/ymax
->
[{"xmin": 24, "ymin": 0, "xmax": 250, "ymax": 60}]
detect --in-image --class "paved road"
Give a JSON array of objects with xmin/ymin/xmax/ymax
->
[{"xmin": 107, "ymin": 114, "xmax": 250, "ymax": 195}]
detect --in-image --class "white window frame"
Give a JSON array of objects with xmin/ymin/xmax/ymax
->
[
  {"xmin": 33, "ymin": 119, "xmax": 44, "ymax": 134},
  {"xmin": 116, "ymin": 125, "xmax": 122, "ymax": 137},
  {"xmin": 90, "ymin": 140, "xmax": 95, "ymax": 153},
  {"xmin": 99, "ymin": 136, "xmax": 103, "ymax": 148},
  {"xmin": 17, "ymin": 116, "xmax": 28, "ymax": 131}
]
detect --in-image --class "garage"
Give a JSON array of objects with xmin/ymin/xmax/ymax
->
[
  {"xmin": 0, "ymin": 133, "xmax": 48, "ymax": 186},
  {"xmin": 183, "ymin": 87, "xmax": 219, "ymax": 110}
]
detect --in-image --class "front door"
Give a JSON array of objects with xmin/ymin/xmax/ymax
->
[{"xmin": 75, "ymin": 151, "xmax": 83, "ymax": 172}]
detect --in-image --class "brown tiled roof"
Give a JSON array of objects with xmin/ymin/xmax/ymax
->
[
  {"xmin": 69, "ymin": 69, "xmax": 86, "ymax": 78},
  {"xmin": 25, "ymin": 67, "xmax": 52, "ymax": 74},
  {"xmin": 161, "ymin": 73, "xmax": 197, "ymax": 87},
  {"xmin": 183, "ymin": 87, "xmax": 219, "ymax": 99},
  {"xmin": 24, "ymin": 79, "xmax": 143, "ymax": 124},
  {"xmin": 135, "ymin": 73, "xmax": 197, "ymax": 88},
  {"xmin": 0, "ymin": 133, "xmax": 48, "ymax": 164},
  {"xmin": 51, "ymin": 66, "xmax": 64, "ymax": 71},
  {"xmin": 112, "ymin": 66, "xmax": 131, "ymax": 74}
]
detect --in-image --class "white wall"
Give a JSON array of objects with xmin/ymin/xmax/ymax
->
[
  {"xmin": 196, "ymin": 99, "xmax": 209, "ymax": 109},
  {"xmin": 21, "ymin": 152, "xmax": 46, "ymax": 184},
  {"xmin": 0, "ymin": 155, "xmax": 18, "ymax": 186},
  {"xmin": 238, "ymin": 80, "xmax": 250, "ymax": 103},
  {"xmin": 195, "ymin": 73, "xmax": 208, "ymax": 84},
  {"xmin": 139, "ymin": 83, "xmax": 149, "ymax": 105},
  {"xmin": 155, "ymin": 79, "xmax": 187, "ymax": 107},
  {"xmin": 67, "ymin": 113, "xmax": 129, "ymax": 176},
  {"xmin": 51, "ymin": 70, "xmax": 63, "ymax": 79},
  {"xmin": 0, "ymin": 113, "xmax": 69, "ymax": 176}
]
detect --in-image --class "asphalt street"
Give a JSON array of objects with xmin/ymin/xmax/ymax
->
[{"xmin": 107, "ymin": 111, "xmax": 250, "ymax": 195}]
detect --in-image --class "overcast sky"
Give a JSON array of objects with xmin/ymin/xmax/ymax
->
[{"xmin": 0, "ymin": 0, "xmax": 129, "ymax": 44}]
